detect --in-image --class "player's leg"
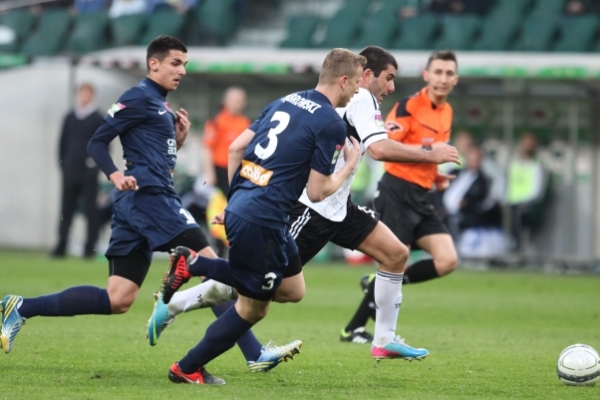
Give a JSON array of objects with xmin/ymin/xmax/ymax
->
[
  {"xmin": 166, "ymin": 213, "xmax": 288, "ymax": 384},
  {"xmin": 356, "ymin": 222, "xmax": 428, "ymax": 360},
  {"xmin": 409, "ymin": 231, "xmax": 458, "ymax": 283},
  {"xmin": 0, "ymin": 249, "xmax": 148, "ymax": 354}
]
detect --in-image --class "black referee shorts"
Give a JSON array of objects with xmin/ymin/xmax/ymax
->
[
  {"xmin": 287, "ymin": 198, "xmax": 379, "ymax": 270},
  {"xmin": 374, "ymin": 172, "xmax": 448, "ymax": 247}
]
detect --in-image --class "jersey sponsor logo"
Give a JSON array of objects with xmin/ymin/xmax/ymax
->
[
  {"xmin": 158, "ymin": 110, "xmax": 168, "ymax": 115},
  {"xmin": 331, "ymin": 144, "xmax": 343, "ymax": 164},
  {"xmin": 375, "ymin": 113, "xmax": 384, "ymax": 128},
  {"xmin": 107, "ymin": 103, "xmax": 126, "ymax": 117},
  {"xmin": 385, "ymin": 120, "xmax": 402, "ymax": 132},
  {"xmin": 281, "ymin": 93, "xmax": 322, "ymax": 114},
  {"xmin": 240, "ymin": 159, "xmax": 273, "ymax": 186}
]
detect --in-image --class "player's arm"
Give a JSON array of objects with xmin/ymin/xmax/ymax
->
[
  {"xmin": 306, "ymin": 136, "xmax": 360, "ymax": 202},
  {"xmin": 368, "ymin": 139, "xmax": 460, "ymax": 165},
  {"xmin": 87, "ymin": 122, "xmax": 138, "ymax": 191},
  {"xmin": 228, "ymin": 128, "xmax": 255, "ymax": 183},
  {"xmin": 306, "ymin": 119, "xmax": 360, "ymax": 202}
]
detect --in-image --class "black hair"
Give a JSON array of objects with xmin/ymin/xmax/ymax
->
[
  {"xmin": 426, "ymin": 50, "xmax": 458, "ymax": 69},
  {"xmin": 146, "ymin": 35, "xmax": 188, "ymax": 72},
  {"xmin": 358, "ymin": 46, "xmax": 398, "ymax": 78}
]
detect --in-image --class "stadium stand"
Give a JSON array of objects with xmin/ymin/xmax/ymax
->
[
  {"xmin": 279, "ymin": 15, "xmax": 321, "ymax": 48},
  {"xmin": 110, "ymin": 13, "xmax": 147, "ymax": 47},
  {"xmin": 21, "ymin": 8, "xmax": 71, "ymax": 56},
  {"xmin": 553, "ymin": 15, "xmax": 599, "ymax": 52},
  {"xmin": 0, "ymin": 8, "xmax": 36, "ymax": 54},
  {"xmin": 66, "ymin": 11, "xmax": 109, "ymax": 54},
  {"xmin": 2, "ymin": 0, "xmax": 600, "ymax": 56},
  {"xmin": 139, "ymin": 8, "xmax": 186, "ymax": 45}
]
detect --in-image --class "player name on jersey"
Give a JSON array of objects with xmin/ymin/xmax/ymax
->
[{"xmin": 281, "ymin": 93, "xmax": 322, "ymax": 114}]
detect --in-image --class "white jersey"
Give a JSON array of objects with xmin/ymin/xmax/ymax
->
[{"xmin": 298, "ymin": 88, "xmax": 388, "ymax": 221}]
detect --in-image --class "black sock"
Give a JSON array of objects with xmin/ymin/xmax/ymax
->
[
  {"xmin": 345, "ymin": 278, "xmax": 375, "ymax": 332},
  {"xmin": 211, "ymin": 300, "xmax": 262, "ymax": 362},
  {"xmin": 403, "ymin": 259, "xmax": 439, "ymax": 284},
  {"xmin": 19, "ymin": 286, "xmax": 112, "ymax": 319}
]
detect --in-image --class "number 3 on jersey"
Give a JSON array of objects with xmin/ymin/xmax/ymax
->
[{"xmin": 254, "ymin": 111, "xmax": 290, "ymax": 160}]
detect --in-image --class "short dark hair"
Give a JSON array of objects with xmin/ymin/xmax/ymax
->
[
  {"xmin": 146, "ymin": 35, "xmax": 188, "ymax": 71},
  {"xmin": 426, "ymin": 50, "xmax": 458, "ymax": 69},
  {"xmin": 359, "ymin": 46, "xmax": 398, "ymax": 77}
]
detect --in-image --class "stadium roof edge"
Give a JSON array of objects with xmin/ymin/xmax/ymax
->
[{"xmin": 72, "ymin": 47, "xmax": 600, "ymax": 79}]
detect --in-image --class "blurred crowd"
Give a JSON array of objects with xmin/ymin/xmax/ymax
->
[{"xmin": 397, "ymin": 0, "xmax": 599, "ymax": 19}]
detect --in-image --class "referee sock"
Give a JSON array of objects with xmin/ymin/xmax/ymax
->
[
  {"xmin": 345, "ymin": 278, "xmax": 375, "ymax": 333},
  {"xmin": 18, "ymin": 286, "xmax": 112, "ymax": 319},
  {"xmin": 403, "ymin": 259, "xmax": 439, "ymax": 284},
  {"xmin": 211, "ymin": 300, "xmax": 262, "ymax": 362},
  {"xmin": 373, "ymin": 270, "xmax": 403, "ymax": 347},
  {"xmin": 177, "ymin": 305, "xmax": 253, "ymax": 374},
  {"xmin": 187, "ymin": 256, "xmax": 236, "ymax": 287}
]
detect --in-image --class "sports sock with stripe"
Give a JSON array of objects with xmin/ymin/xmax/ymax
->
[{"xmin": 373, "ymin": 270, "xmax": 403, "ymax": 347}]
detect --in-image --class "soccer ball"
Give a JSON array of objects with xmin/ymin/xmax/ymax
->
[{"xmin": 556, "ymin": 344, "xmax": 600, "ymax": 386}]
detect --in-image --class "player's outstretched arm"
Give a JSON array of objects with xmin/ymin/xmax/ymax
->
[
  {"xmin": 227, "ymin": 128, "xmax": 255, "ymax": 182},
  {"xmin": 367, "ymin": 139, "xmax": 460, "ymax": 165},
  {"xmin": 306, "ymin": 137, "xmax": 361, "ymax": 202}
]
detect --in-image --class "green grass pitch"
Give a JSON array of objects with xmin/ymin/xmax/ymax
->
[{"xmin": 0, "ymin": 250, "xmax": 598, "ymax": 399}]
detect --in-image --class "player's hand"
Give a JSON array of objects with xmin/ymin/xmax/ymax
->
[
  {"xmin": 175, "ymin": 108, "xmax": 190, "ymax": 148},
  {"xmin": 343, "ymin": 136, "xmax": 361, "ymax": 168},
  {"xmin": 434, "ymin": 172, "xmax": 455, "ymax": 190},
  {"xmin": 430, "ymin": 143, "xmax": 461, "ymax": 165},
  {"xmin": 109, "ymin": 171, "xmax": 139, "ymax": 192},
  {"xmin": 211, "ymin": 211, "xmax": 225, "ymax": 225}
]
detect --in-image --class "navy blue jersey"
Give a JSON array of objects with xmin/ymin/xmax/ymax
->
[
  {"xmin": 227, "ymin": 89, "xmax": 346, "ymax": 228},
  {"xmin": 103, "ymin": 78, "xmax": 178, "ymax": 189}
]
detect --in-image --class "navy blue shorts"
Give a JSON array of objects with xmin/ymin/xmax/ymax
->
[
  {"xmin": 106, "ymin": 187, "xmax": 199, "ymax": 261},
  {"xmin": 225, "ymin": 212, "xmax": 298, "ymax": 301}
]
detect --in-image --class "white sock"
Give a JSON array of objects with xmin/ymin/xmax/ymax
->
[
  {"xmin": 373, "ymin": 270, "xmax": 404, "ymax": 347},
  {"xmin": 167, "ymin": 280, "xmax": 235, "ymax": 316}
]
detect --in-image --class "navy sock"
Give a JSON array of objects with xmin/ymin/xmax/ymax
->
[
  {"xmin": 188, "ymin": 256, "xmax": 236, "ymax": 286},
  {"xmin": 18, "ymin": 286, "xmax": 112, "ymax": 319},
  {"xmin": 404, "ymin": 259, "xmax": 439, "ymax": 284},
  {"xmin": 178, "ymin": 305, "xmax": 253, "ymax": 374},
  {"xmin": 212, "ymin": 300, "xmax": 262, "ymax": 362}
]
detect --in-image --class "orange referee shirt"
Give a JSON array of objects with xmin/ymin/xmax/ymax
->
[
  {"xmin": 203, "ymin": 109, "xmax": 251, "ymax": 169},
  {"xmin": 384, "ymin": 87, "xmax": 453, "ymax": 190}
]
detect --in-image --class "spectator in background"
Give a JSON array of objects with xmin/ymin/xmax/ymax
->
[
  {"xmin": 564, "ymin": 0, "xmax": 600, "ymax": 15},
  {"xmin": 428, "ymin": 0, "xmax": 490, "ymax": 15},
  {"xmin": 507, "ymin": 132, "xmax": 548, "ymax": 252},
  {"xmin": 147, "ymin": 0, "xmax": 197, "ymax": 14},
  {"xmin": 201, "ymin": 86, "xmax": 250, "ymax": 256},
  {"xmin": 109, "ymin": 0, "xmax": 146, "ymax": 18},
  {"xmin": 202, "ymin": 87, "xmax": 250, "ymax": 195},
  {"xmin": 74, "ymin": 0, "xmax": 110, "ymax": 14},
  {"xmin": 443, "ymin": 146, "xmax": 504, "ymax": 257},
  {"xmin": 51, "ymin": 83, "xmax": 104, "ymax": 259},
  {"xmin": 397, "ymin": 0, "xmax": 424, "ymax": 19}
]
